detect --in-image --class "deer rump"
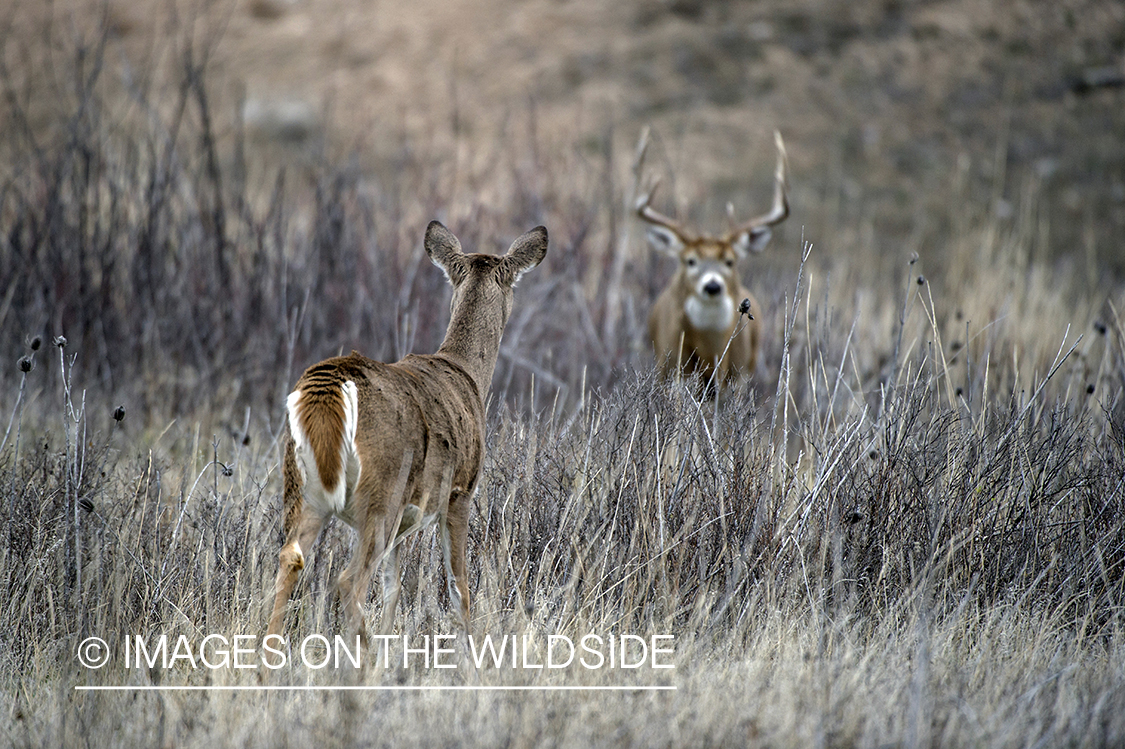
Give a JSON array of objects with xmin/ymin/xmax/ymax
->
[{"xmin": 286, "ymin": 351, "xmax": 484, "ymax": 537}]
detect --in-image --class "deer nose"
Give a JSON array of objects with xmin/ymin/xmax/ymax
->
[{"xmin": 703, "ymin": 279, "xmax": 723, "ymax": 296}]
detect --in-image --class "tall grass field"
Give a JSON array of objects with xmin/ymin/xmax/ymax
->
[{"xmin": 2, "ymin": 3, "xmax": 1124, "ymax": 746}]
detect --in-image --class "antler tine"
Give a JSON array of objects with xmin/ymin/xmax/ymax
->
[
  {"xmin": 726, "ymin": 129, "xmax": 790, "ymax": 239},
  {"xmin": 632, "ymin": 125, "xmax": 694, "ymax": 242},
  {"xmin": 635, "ymin": 178, "xmax": 692, "ymax": 238},
  {"xmin": 632, "ymin": 124, "xmax": 652, "ymax": 176}
]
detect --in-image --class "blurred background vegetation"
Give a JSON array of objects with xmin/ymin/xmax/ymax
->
[
  {"xmin": 2, "ymin": 0, "xmax": 1123, "ymax": 431},
  {"xmin": 2, "ymin": 2, "xmax": 1125, "ymax": 745}
]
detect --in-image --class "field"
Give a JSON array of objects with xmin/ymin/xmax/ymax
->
[{"xmin": 2, "ymin": 0, "xmax": 1125, "ymax": 746}]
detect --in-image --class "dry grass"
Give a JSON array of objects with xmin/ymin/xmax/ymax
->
[{"xmin": 3, "ymin": 5, "xmax": 1125, "ymax": 748}]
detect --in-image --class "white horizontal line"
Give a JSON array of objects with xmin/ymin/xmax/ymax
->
[{"xmin": 75, "ymin": 685, "xmax": 675, "ymax": 692}]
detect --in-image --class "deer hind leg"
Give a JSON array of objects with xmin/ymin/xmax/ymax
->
[
  {"xmin": 440, "ymin": 489, "xmax": 472, "ymax": 631},
  {"xmin": 336, "ymin": 515, "xmax": 388, "ymax": 646},
  {"xmin": 267, "ymin": 511, "xmax": 326, "ymax": 639},
  {"xmin": 377, "ymin": 501, "xmax": 439, "ymax": 636},
  {"xmin": 268, "ymin": 434, "xmax": 328, "ymax": 639},
  {"xmin": 377, "ymin": 543, "xmax": 402, "ymax": 637},
  {"xmin": 338, "ymin": 450, "xmax": 416, "ymax": 644}
]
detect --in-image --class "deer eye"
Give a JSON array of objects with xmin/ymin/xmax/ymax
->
[
  {"xmin": 724, "ymin": 258, "xmax": 735, "ymax": 268},
  {"xmin": 686, "ymin": 257, "xmax": 698, "ymax": 268}
]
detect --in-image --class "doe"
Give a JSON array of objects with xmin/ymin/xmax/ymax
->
[{"xmin": 267, "ymin": 220, "xmax": 548, "ymax": 642}]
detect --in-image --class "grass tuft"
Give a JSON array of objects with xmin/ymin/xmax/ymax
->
[{"xmin": 2, "ymin": 9, "xmax": 1124, "ymax": 747}]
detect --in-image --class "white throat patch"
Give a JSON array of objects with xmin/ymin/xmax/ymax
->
[{"xmin": 685, "ymin": 293, "xmax": 735, "ymax": 332}]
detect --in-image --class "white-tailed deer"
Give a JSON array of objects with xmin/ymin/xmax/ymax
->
[
  {"xmin": 637, "ymin": 131, "xmax": 789, "ymax": 391},
  {"xmin": 267, "ymin": 220, "xmax": 548, "ymax": 643}
]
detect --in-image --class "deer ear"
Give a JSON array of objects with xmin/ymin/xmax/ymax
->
[
  {"xmin": 732, "ymin": 226, "xmax": 772, "ymax": 256},
  {"xmin": 645, "ymin": 225, "xmax": 684, "ymax": 257},
  {"xmin": 424, "ymin": 220, "xmax": 467, "ymax": 283},
  {"xmin": 498, "ymin": 225, "xmax": 548, "ymax": 285}
]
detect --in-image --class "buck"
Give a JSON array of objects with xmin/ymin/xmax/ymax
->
[
  {"xmin": 267, "ymin": 220, "xmax": 548, "ymax": 643},
  {"xmin": 637, "ymin": 130, "xmax": 789, "ymax": 391}
]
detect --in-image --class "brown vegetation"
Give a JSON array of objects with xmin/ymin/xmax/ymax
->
[{"xmin": 2, "ymin": 1, "xmax": 1125, "ymax": 746}]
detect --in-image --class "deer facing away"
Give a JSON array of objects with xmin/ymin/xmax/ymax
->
[
  {"xmin": 637, "ymin": 131, "xmax": 789, "ymax": 391},
  {"xmin": 267, "ymin": 220, "xmax": 548, "ymax": 643}
]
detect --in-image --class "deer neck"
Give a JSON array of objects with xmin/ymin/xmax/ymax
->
[{"xmin": 435, "ymin": 297, "xmax": 505, "ymax": 403}]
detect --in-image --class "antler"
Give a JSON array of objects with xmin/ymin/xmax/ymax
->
[
  {"xmin": 724, "ymin": 130, "xmax": 789, "ymax": 241},
  {"xmin": 633, "ymin": 127, "xmax": 695, "ymax": 243}
]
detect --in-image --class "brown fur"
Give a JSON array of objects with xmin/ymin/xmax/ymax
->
[
  {"xmin": 267, "ymin": 221, "xmax": 548, "ymax": 643},
  {"xmin": 292, "ymin": 361, "xmax": 349, "ymax": 493}
]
